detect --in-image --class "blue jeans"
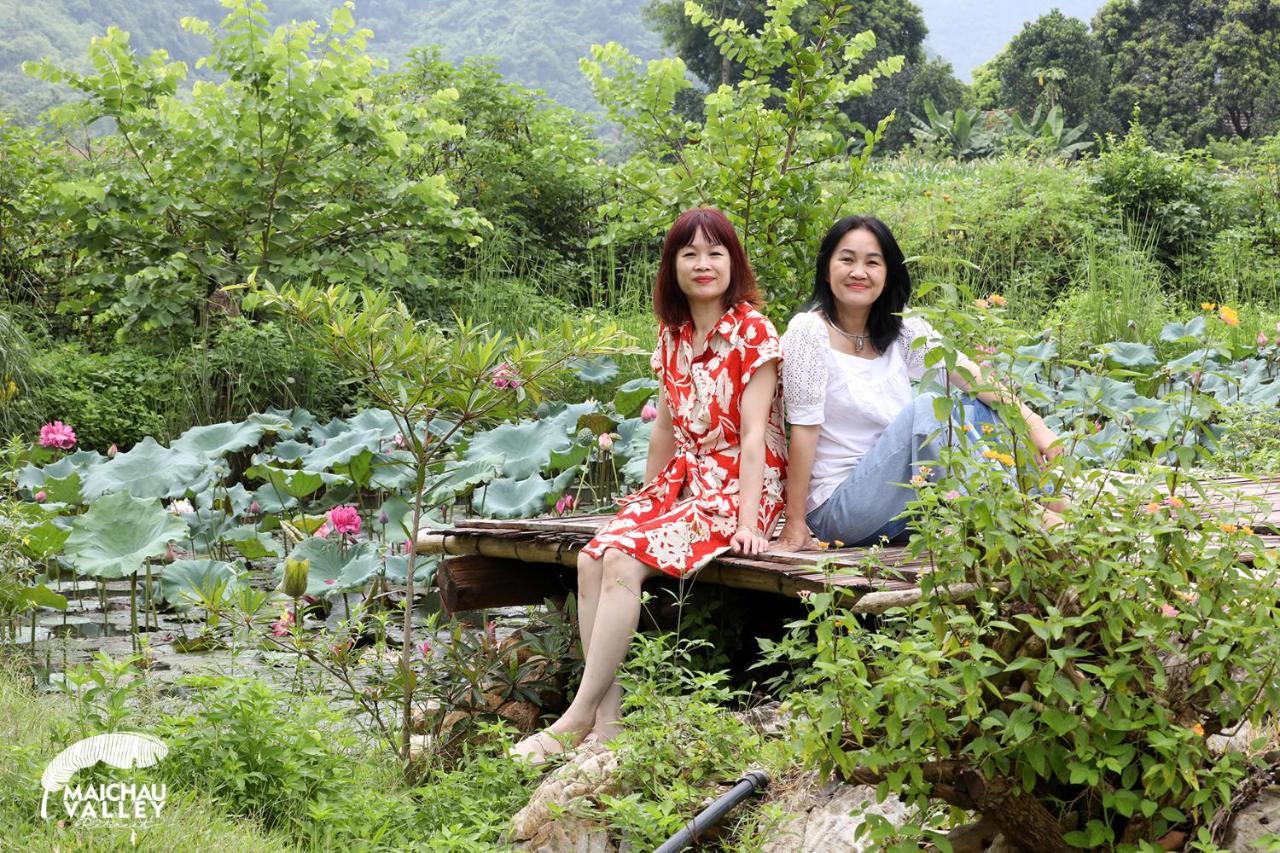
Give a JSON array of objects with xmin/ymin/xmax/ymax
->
[{"xmin": 806, "ymin": 394, "xmax": 999, "ymax": 547}]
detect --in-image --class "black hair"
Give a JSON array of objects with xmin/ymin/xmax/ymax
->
[{"xmin": 807, "ymin": 215, "xmax": 911, "ymax": 355}]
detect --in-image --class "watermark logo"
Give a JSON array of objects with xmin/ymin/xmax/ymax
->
[{"xmin": 41, "ymin": 732, "xmax": 169, "ymax": 823}]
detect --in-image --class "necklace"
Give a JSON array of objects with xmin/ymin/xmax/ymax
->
[{"xmin": 827, "ymin": 318, "xmax": 871, "ymax": 352}]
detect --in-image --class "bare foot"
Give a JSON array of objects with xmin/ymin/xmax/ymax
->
[{"xmin": 510, "ymin": 715, "xmax": 592, "ymax": 766}]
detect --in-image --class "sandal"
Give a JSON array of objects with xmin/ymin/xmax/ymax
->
[{"xmin": 509, "ymin": 730, "xmax": 582, "ymax": 768}]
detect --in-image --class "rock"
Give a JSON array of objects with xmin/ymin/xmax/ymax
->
[
  {"xmin": 39, "ymin": 615, "xmax": 103, "ymax": 639},
  {"xmin": 1225, "ymin": 785, "xmax": 1280, "ymax": 852},
  {"xmin": 759, "ymin": 772, "xmax": 912, "ymax": 853},
  {"xmin": 987, "ymin": 834, "xmax": 1023, "ymax": 853},
  {"xmin": 498, "ymin": 700, "xmax": 543, "ymax": 733},
  {"xmin": 509, "ymin": 741, "xmax": 622, "ymax": 852}
]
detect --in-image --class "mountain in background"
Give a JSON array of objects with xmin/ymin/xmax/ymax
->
[{"xmin": 1, "ymin": 0, "xmax": 1105, "ymax": 121}]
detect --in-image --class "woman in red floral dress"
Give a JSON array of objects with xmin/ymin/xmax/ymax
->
[{"xmin": 512, "ymin": 208, "xmax": 787, "ymax": 764}]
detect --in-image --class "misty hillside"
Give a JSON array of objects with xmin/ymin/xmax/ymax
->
[{"xmin": 916, "ymin": 0, "xmax": 1106, "ymax": 78}]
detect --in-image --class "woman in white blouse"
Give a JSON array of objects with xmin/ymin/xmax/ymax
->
[{"xmin": 776, "ymin": 216, "xmax": 1061, "ymax": 550}]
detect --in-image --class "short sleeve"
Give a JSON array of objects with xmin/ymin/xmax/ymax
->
[
  {"xmin": 739, "ymin": 312, "xmax": 782, "ymax": 387},
  {"xmin": 781, "ymin": 312, "xmax": 829, "ymax": 425},
  {"xmin": 650, "ymin": 328, "xmax": 665, "ymax": 375},
  {"xmin": 900, "ymin": 316, "xmax": 942, "ymax": 381}
]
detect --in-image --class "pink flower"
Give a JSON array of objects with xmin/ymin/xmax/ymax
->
[
  {"xmin": 324, "ymin": 578, "xmax": 336, "ymax": 586},
  {"xmin": 910, "ymin": 474, "xmax": 927, "ymax": 488},
  {"xmin": 107, "ymin": 443, "xmax": 118, "ymax": 459},
  {"xmin": 34, "ymin": 490, "xmax": 47, "ymax": 503},
  {"xmin": 327, "ymin": 504, "xmax": 362, "ymax": 537},
  {"xmin": 39, "ymin": 421, "xmax": 77, "ymax": 450},
  {"xmin": 975, "ymin": 344, "xmax": 998, "ymax": 356},
  {"xmin": 314, "ymin": 523, "xmax": 332, "ymax": 539},
  {"xmin": 418, "ymin": 639, "xmax": 432, "ymax": 657},
  {"xmin": 943, "ymin": 489, "xmax": 961, "ymax": 501},
  {"xmin": 404, "ymin": 538, "xmax": 415, "ymax": 554},
  {"xmin": 640, "ymin": 402, "xmax": 658, "ymax": 422},
  {"xmin": 490, "ymin": 363, "xmax": 522, "ymax": 390},
  {"xmin": 555, "ymin": 493, "xmax": 576, "ymax": 515},
  {"xmin": 598, "ymin": 433, "xmax": 614, "ymax": 452},
  {"xmin": 248, "ymin": 500, "xmax": 262, "ymax": 515},
  {"xmin": 1258, "ymin": 331, "xmax": 1269, "ymax": 349},
  {"xmin": 271, "ymin": 609, "xmax": 295, "ymax": 637},
  {"xmin": 394, "ymin": 432, "xmax": 408, "ymax": 449},
  {"xmin": 1160, "ymin": 603, "xmax": 1178, "ymax": 618}
]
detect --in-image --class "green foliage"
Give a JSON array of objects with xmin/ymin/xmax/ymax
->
[
  {"xmin": 157, "ymin": 674, "xmax": 360, "ymax": 833},
  {"xmin": 24, "ymin": 0, "xmax": 482, "ymax": 339},
  {"xmin": 1094, "ymin": 121, "xmax": 1226, "ymax": 266},
  {"xmin": 1212, "ymin": 403, "xmax": 1280, "ymax": 474},
  {"xmin": 1094, "ymin": 0, "xmax": 1280, "ymax": 145},
  {"xmin": 585, "ymin": 0, "xmax": 902, "ymax": 317},
  {"xmin": 1004, "ymin": 103, "xmax": 1093, "ymax": 159},
  {"xmin": 62, "ymin": 491, "xmax": 188, "ymax": 578},
  {"xmin": 909, "ymin": 98, "xmax": 998, "ymax": 159},
  {"xmin": 993, "ymin": 9, "xmax": 1107, "ymax": 128}
]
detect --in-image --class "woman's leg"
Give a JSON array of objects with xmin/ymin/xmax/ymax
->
[
  {"xmin": 513, "ymin": 548, "xmax": 651, "ymax": 759},
  {"xmin": 575, "ymin": 551, "xmax": 624, "ymax": 740},
  {"xmin": 807, "ymin": 393, "xmax": 944, "ymax": 547}
]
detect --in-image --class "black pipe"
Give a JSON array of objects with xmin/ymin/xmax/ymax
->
[{"xmin": 653, "ymin": 770, "xmax": 770, "ymax": 853}]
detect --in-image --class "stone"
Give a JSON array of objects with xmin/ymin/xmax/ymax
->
[
  {"xmin": 39, "ymin": 615, "xmax": 103, "ymax": 639},
  {"xmin": 509, "ymin": 741, "xmax": 622, "ymax": 852},
  {"xmin": 758, "ymin": 772, "xmax": 912, "ymax": 853},
  {"xmin": 1225, "ymin": 785, "xmax": 1280, "ymax": 852}
]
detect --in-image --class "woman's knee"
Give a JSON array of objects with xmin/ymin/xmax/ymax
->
[
  {"xmin": 577, "ymin": 552, "xmax": 604, "ymax": 589},
  {"xmin": 600, "ymin": 550, "xmax": 649, "ymax": 595}
]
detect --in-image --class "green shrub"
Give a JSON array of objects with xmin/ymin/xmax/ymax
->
[{"xmin": 26, "ymin": 343, "xmax": 191, "ymax": 450}]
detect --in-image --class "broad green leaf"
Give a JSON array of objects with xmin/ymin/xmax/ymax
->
[
  {"xmin": 422, "ymin": 459, "xmax": 499, "ymax": 505},
  {"xmin": 63, "ymin": 492, "xmax": 188, "ymax": 579},
  {"xmin": 159, "ymin": 559, "xmax": 245, "ymax": 610},
  {"xmin": 302, "ymin": 428, "xmax": 383, "ymax": 470},
  {"xmin": 81, "ymin": 438, "xmax": 206, "ymax": 500},
  {"xmin": 1098, "ymin": 341, "xmax": 1158, "ymax": 368},
  {"xmin": 274, "ymin": 538, "xmax": 379, "ymax": 598},
  {"xmin": 171, "ymin": 420, "xmax": 265, "ymax": 457},
  {"xmin": 21, "ymin": 520, "xmax": 72, "ymax": 560},
  {"xmin": 23, "ymin": 583, "xmax": 68, "ymax": 611},
  {"xmin": 381, "ymin": 553, "xmax": 439, "ymax": 585},
  {"xmin": 571, "ymin": 356, "xmax": 618, "ymax": 383},
  {"xmin": 612, "ymin": 377, "xmax": 659, "ymax": 417},
  {"xmin": 475, "ymin": 467, "xmax": 579, "ymax": 519},
  {"xmin": 1159, "ymin": 316, "xmax": 1206, "ymax": 343},
  {"xmin": 464, "ymin": 420, "xmax": 574, "ymax": 480}
]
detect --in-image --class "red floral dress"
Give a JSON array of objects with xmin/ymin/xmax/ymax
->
[{"xmin": 582, "ymin": 302, "xmax": 788, "ymax": 578}]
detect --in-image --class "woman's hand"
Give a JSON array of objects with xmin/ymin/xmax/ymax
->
[
  {"xmin": 730, "ymin": 527, "xmax": 770, "ymax": 556},
  {"xmin": 1030, "ymin": 423, "xmax": 1063, "ymax": 464},
  {"xmin": 775, "ymin": 518, "xmax": 817, "ymax": 552}
]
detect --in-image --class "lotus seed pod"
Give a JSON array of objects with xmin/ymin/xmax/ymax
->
[{"xmin": 283, "ymin": 557, "xmax": 310, "ymax": 599}]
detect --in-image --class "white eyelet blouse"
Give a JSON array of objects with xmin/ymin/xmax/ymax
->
[{"xmin": 781, "ymin": 311, "xmax": 942, "ymax": 512}]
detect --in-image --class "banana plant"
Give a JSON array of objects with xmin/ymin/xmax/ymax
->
[{"xmin": 909, "ymin": 99, "xmax": 998, "ymax": 160}]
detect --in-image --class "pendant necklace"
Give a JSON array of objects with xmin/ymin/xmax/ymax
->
[{"xmin": 828, "ymin": 318, "xmax": 871, "ymax": 353}]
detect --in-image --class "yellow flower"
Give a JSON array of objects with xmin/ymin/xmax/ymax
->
[
  {"xmin": 1219, "ymin": 305, "xmax": 1240, "ymax": 327},
  {"xmin": 832, "ymin": 540, "xmax": 845, "ymax": 548},
  {"xmin": 1191, "ymin": 723, "xmax": 1205, "ymax": 737},
  {"xmin": 910, "ymin": 474, "xmax": 927, "ymax": 488},
  {"xmin": 1164, "ymin": 495, "xmax": 1184, "ymax": 509},
  {"xmin": 1144, "ymin": 502, "xmax": 1161, "ymax": 515},
  {"xmin": 981, "ymin": 423, "xmax": 994, "ymax": 435},
  {"xmin": 918, "ymin": 465, "xmax": 933, "ymax": 477},
  {"xmin": 1201, "ymin": 302, "xmax": 1216, "ymax": 311},
  {"xmin": 1219, "ymin": 523, "xmax": 1239, "ymax": 534},
  {"xmin": 982, "ymin": 448, "xmax": 1014, "ymax": 466},
  {"xmin": 817, "ymin": 540, "xmax": 829, "ymax": 550},
  {"xmin": 988, "ymin": 294, "xmax": 1007, "ymax": 306},
  {"xmin": 1242, "ymin": 525, "xmax": 1255, "ymax": 536}
]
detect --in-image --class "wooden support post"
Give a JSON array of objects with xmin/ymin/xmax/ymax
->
[{"xmin": 436, "ymin": 556, "xmax": 571, "ymax": 614}]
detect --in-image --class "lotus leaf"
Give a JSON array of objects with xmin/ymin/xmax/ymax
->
[
  {"xmin": 302, "ymin": 428, "xmax": 384, "ymax": 470},
  {"xmin": 475, "ymin": 467, "xmax": 579, "ymax": 519},
  {"xmin": 245, "ymin": 463, "xmax": 344, "ymax": 499},
  {"xmin": 464, "ymin": 420, "xmax": 574, "ymax": 480},
  {"xmin": 20, "ymin": 520, "xmax": 71, "ymax": 560},
  {"xmin": 613, "ymin": 378, "xmax": 659, "ymax": 417},
  {"xmin": 17, "ymin": 451, "xmax": 103, "ymax": 493},
  {"xmin": 42, "ymin": 472, "xmax": 83, "ymax": 505},
  {"xmin": 344, "ymin": 407, "xmax": 402, "ymax": 439},
  {"xmin": 159, "ymin": 559, "xmax": 246, "ymax": 610},
  {"xmin": 266, "ymin": 439, "xmax": 312, "ymax": 463},
  {"xmin": 81, "ymin": 438, "xmax": 206, "ymax": 500},
  {"xmin": 577, "ymin": 413, "xmax": 618, "ymax": 437},
  {"xmin": 21, "ymin": 583, "xmax": 68, "ymax": 611},
  {"xmin": 572, "ymin": 356, "xmax": 618, "ymax": 384},
  {"xmin": 381, "ymin": 553, "xmax": 438, "ymax": 585},
  {"xmin": 274, "ymin": 538, "xmax": 380, "ymax": 597},
  {"xmin": 422, "ymin": 459, "xmax": 499, "ymax": 506},
  {"xmin": 1099, "ymin": 342, "xmax": 1158, "ymax": 368},
  {"xmin": 249, "ymin": 484, "xmax": 298, "ymax": 513},
  {"xmin": 545, "ymin": 401, "xmax": 601, "ymax": 435},
  {"xmin": 172, "ymin": 420, "xmax": 266, "ymax": 457},
  {"xmin": 548, "ymin": 442, "xmax": 591, "ymax": 470},
  {"xmin": 221, "ymin": 526, "xmax": 280, "ymax": 560},
  {"xmin": 369, "ymin": 450, "xmax": 417, "ymax": 491},
  {"xmin": 63, "ymin": 492, "xmax": 188, "ymax": 579},
  {"xmin": 252, "ymin": 407, "xmax": 317, "ymax": 439},
  {"xmin": 192, "ymin": 482, "xmax": 253, "ymax": 518},
  {"xmin": 1159, "ymin": 316, "xmax": 1206, "ymax": 344}
]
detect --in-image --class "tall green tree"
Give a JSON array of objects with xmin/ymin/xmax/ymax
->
[
  {"xmin": 586, "ymin": 0, "xmax": 902, "ymax": 316},
  {"xmin": 1093, "ymin": 0, "xmax": 1280, "ymax": 144},
  {"xmin": 24, "ymin": 0, "xmax": 483, "ymax": 338},
  {"xmin": 994, "ymin": 10, "xmax": 1107, "ymax": 129}
]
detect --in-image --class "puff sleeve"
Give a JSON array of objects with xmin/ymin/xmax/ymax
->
[
  {"xmin": 899, "ymin": 316, "xmax": 943, "ymax": 381},
  {"xmin": 781, "ymin": 312, "xmax": 829, "ymax": 425}
]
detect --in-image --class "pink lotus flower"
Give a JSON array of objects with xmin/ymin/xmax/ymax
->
[
  {"xmin": 419, "ymin": 639, "xmax": 432, "ymax": 657},
  {"xmin": 169, "ymin": 498, "xmax": 194, "ymax": 515},
  {"xmin": 327, "ymin": 504, "xmax": 361, "ymax": 537},
  {"xmin": 34, "ymin": 490, "xmax": 47, "ymax": 503},
  {"xmin": 314, "ymin": 523, "xmax": 332, "ymax": 539},
  {"xmin": 39, "ymin": 421, "xmax": 77, "ymax": 450},
  {"xmin": 491, "ymin": 363, "xmax": 523, "ymax": 390},
  {"xmin": 248, "ymin": 500, "xmax": 262, "ymax": 515},
  {"xmin": 107, "ymin": 443, "xmax": 118, "ymax": 458},
  {"xmin": 271, "ymin": 609, "xmax": 295, "ymax": 637},
  {"xmin": 404, "ymin": 538, "xmax": 415, "ymax": 555},
  {"xmin": 555, "ymin": 493, "xmax": 576, "ymax": 515},
  {"xmin": 598, "ymin": 433, "xmax": 614, "ymax": 452},
  {"xmin": 640, "ymin": 402, "xmax": 658, "ymax": 422},
  {"xmin": 1258, "ymin": 331, "xmax": 1269, "ymax": 348}
]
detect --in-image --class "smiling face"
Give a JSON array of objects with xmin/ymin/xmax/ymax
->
[
  {"xmin": 674, "ymin": 227, "xmax": 733, "ymax": 308},
  {"xmin": 826, "ymin": 227, "xmax": 887, "ymax": 321}
]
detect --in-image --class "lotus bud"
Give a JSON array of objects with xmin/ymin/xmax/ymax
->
[
  {"xmin": 1258, "ymin": 331, "xmax": 1269, "ymax": 349},
  {"xmin": 107, "ymin": 443, "xmax": 118, "ymax": 458},
  {"xmin": 640, "ymin": 402, "xmax": 658, "ymax": 422},
  {"xmin": 598, "ymin": 433, "xmax": 614, "ymax": 452},
  {"xmin": 248, "ymin": 500, "xmax": 262, "ymax": 515},
  {"xmin": 378, "ymin": 509, "xmax": 390, "ymax": 526},
  {"xmin": 34, "ymin": 490, "xmax": 47, "ymax": 503},
  {"xmin": 283, "ymin": 557, "xmax": 310, "ymax": 599}
]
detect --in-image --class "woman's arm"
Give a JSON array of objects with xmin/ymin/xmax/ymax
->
[
  {"xmin": 777, "ymin": 423, "xmax": 819, "ymax": 550},
  {"xmin": 729, "ymin": 359, "xmax": 777, "ymax": 556},
  {"xmin": 643, "ymin": 387, "xmax": 677, "ymax": 484},
  {"xmin": 947, "ymin": 355, "xmax": 1062, "ymax": 463}
]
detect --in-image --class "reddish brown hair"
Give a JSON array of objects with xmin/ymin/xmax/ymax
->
[{"xmin": 652, "ymin": 207, "xmax": 760, "ymax": 328}]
